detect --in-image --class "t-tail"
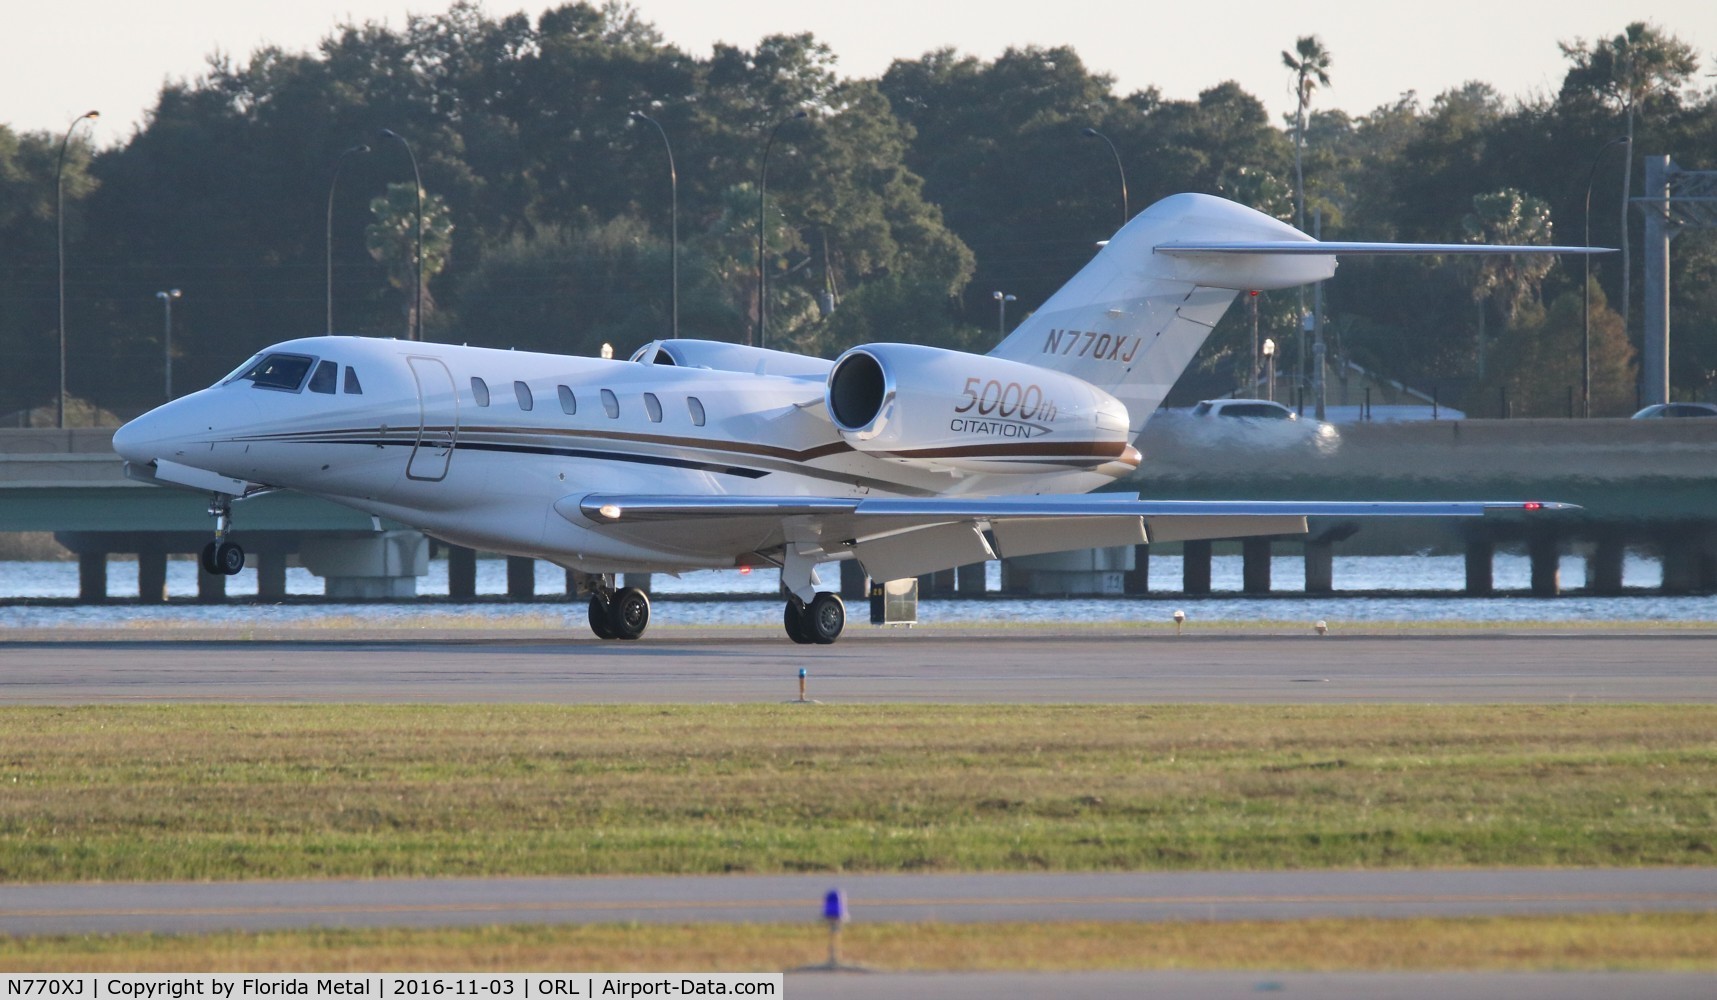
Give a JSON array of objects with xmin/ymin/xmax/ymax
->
[{"xmin": 988, "ymin": 193, "xmax": 1608, "ymax": 435}]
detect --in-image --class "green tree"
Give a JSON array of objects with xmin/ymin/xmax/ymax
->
[
  {"xmin": 1473, "ymin": 282, "xmax": 1636, "ymax": 417},
  {"xmin": 367, "ymin": 182, "xmax": 455, "ymax": 337}
]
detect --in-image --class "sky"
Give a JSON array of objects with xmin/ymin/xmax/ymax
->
[{"xmin": 7, "ymin": 0, "xmax": 1717, "ymax": 143}]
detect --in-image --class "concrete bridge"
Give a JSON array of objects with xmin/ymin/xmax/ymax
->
[{"xmin": 2, "ymin": 417, "xmax": 1714, "ymax": 602}]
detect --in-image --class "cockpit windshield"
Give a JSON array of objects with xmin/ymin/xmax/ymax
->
[{"xmin": 226, "ymin": 353, "xmax": 317, "ymax": 391}]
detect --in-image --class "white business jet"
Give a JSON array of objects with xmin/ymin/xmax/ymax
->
[{"xmin": 113, "ymin": 194, "xmax": 1592, "ymax": 643}]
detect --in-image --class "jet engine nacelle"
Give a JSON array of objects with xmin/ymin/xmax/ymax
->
[
  {"xmin": 630, "ymin": 339, "xmax": 833, "ymax": 378},
  {"xmin": 825, "ymin": 342, "xmax": 1135, "ymax": 474}
]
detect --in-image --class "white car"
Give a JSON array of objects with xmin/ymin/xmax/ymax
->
[
  {"xmin": 1631, "ymin": 402, "xmax": 1717, "ymax": 419},
  {"xmin": 1191, "ymin": 398, "xmax": 1299, "ymax": 420}
]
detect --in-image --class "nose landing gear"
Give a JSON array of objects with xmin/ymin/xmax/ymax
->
[{"xmin": 200, "ymin": 496, "xmax": 245, "ymax": 576}]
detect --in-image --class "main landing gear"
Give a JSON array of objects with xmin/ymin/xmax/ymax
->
[
  {"xmin": 588, "ymin": 584, "xmax": 650, "ymax": 641},
  {"xmin": 200, "ymin": 496, "xmax": 245, "ymax": 576},
  {"xmin": 784, "ymin": 592, "xmax": 845, "ymax": 645}
]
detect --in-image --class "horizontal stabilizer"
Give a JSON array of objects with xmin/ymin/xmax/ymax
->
[{"xmin": 1156, "ymin": 241, "xmax": 1613, "ymax": 257}]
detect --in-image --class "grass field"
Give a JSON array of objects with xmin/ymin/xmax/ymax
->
[
  {"xmin": 0, "ymin": 915, "xmax": 1712, "ymax": 972},
  {"xmin": 2, "ymin": 704, "xmax": 1713, "ymax": 882}
]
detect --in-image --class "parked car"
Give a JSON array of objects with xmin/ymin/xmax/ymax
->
[
  {"xmin": 1191, "ymin": 399, "xmax": 1298, "ymax": 420},
  {"xmin": 1630, "ymin": 402, "xmax": 1717, "ymax": 419}
]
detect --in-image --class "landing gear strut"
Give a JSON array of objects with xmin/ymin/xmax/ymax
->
[
  {"xmin": 587, "ymin": 584, "xmax": 650, "ymax": 641},
  {"xmin": 784, "ymin": 592, "xmax": 845, "ymax": 645},
  {"xmin": 200, "ymin": 496, "xmax": 245, "ymax": 576}
]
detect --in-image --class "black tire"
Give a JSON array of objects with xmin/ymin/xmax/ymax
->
[
  {"xmin": 610, "ymin": 587, "xmax": 650, "ymax": 640},
  {"xmin": 588, "ymin": 594, "xmax": 617, "ymax": 639},
  {"xmin": 200, "ymin": 541, "xmax": 220, "ymax": 575},
  {"xmin": 807, "ymin": 592, "xmax": 845, "ymax": 645},
  {"xmin": 783, "ymin": 599, "xmax": 814, "ymax": 644},
  {"xmin": 215, "ymin": 541, "xmax": 245, "ymax": 576}
]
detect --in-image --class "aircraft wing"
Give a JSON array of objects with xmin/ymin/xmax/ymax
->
[{"xmin": 568, "ymin": 493, "xmax": 1573, "ymax": 585}]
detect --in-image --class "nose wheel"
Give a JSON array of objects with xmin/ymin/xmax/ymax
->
[{"xmin": 201, "ymin": 496, "xmax": 245, "ymax": 576}]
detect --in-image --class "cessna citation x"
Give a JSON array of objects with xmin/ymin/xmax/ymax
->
[{"xmin": 113, "ymin": 194, "xmax": 1592, "ymax": 644}]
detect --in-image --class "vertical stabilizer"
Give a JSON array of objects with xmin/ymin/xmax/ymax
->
[{"xmin": 989, "ymin": 194, "xmax": 1328, "ymax": 433}]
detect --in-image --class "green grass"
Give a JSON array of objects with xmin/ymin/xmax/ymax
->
[
  {"xmin": 2, "ymin": 915, "xmax": 1713, "ymax": 972},
  {"xmin": 1, "ymin": 705, "xmax": 1714, "ymax": 882}
]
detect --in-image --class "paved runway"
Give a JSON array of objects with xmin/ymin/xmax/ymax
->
[
  {"xmin": 1, "ymin": 628, "xmax": 1713, "ymax": 703},
  {"xmin": 4, "ymin": 868, "xmax": 1714, "ymax": 936}
]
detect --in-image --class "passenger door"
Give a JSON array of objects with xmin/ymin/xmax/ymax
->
[{"xmin": 406, "ymin": 356, "xmax": 459, "ymax": 481}]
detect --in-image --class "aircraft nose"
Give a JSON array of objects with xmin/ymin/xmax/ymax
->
[{"xmin": 113, "ymin": 393, "xmax": 244, "ymax": 465}]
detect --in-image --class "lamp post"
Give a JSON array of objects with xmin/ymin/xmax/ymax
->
[
  {"xmin": 156, "ymin": 289, "xmax": 181, "ymax": 401},
  {"xmin": 378, "ymin": 129, "xmax": 423, "ymax": 341},
  {"xmin": 630, "ymin": 111, "xmax": 678, "ymax": 340},
  {"xmin": 57, "ymin": 109, "xmax": 99, "ymax": 429},
  {"xmin": 1263, "ymin": 338, "xmax": 1277, "ymax": 403},
  {"xmin": 757, "ymin": 110, "xmax": 807, "ymax": 349},
  {"xmin": 993, "ymin": 290, "xmax": 1016, "ymax": 340},
  {"xmin": 1583, "ymin": 135, "xmax": 1630, "ymax": 418},
  {"xmin": 326, "ymin": 143, "xmax": 369, "ymax": 335},
  {"xmin": 1080, "ymin": 127, "xmax": 1128, "ymax": 231}
]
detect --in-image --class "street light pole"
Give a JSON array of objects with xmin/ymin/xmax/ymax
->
[
  {"xmin": 757, "ymin": 110, "xmax": 807, "ymax": 349},
  {"xmin": 1080, "ymin": 127, "xmax": 1128, "ymax": 231},
  {"xmin": 1583, "ymin": 136, "xmax": 1630, "ymax": 418},
  {"xmin": 378, "ymin": 129, "xmax": 423, "ymax": 341},
  {"xmin": 326, "ymin": 143, "xmax": 370, "ymax": 335},
  {"xmin": 156, "ymin": 289, "xmax": 181, "ymax": 400},
  {"xmin": 1263, "ymin": 338, "xmax": 1277, "ymax": 404},
  {"xmin": 630, "ymin": 111, "xmax": 679, "ymax": 340},
  {"xmin": 57, "ymin": 109, "xmax": 99, "ymax": 429},
  {"xmin": 993, "ymin": 290, "xmax": 1016, "ymax": 340}
]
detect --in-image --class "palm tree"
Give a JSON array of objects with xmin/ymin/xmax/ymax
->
[
  {"xmin": 1559, "ymin": 22, "xmax": 1698, "ymax": 337},
  {"xmin": 1281, "ymin": 35, "xmax": 1332, "ymax": 234},
  {"xmin": 1463, "ymin": 189, "xmax": 1556, "ymax": 378}
]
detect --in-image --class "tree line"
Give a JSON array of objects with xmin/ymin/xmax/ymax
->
[{"xmin": 1, "ymin": 2, "xmax": 1713, "ymax": 422}]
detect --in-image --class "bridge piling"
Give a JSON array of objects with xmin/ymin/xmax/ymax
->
[
  {"xmin": 956, "ymin": 562, "xmax": 986, "ymax": 594},
  {"xmin": 1241, "ymin": 539, "xmax": 1272, "ymax": 593},
  {"xmin": 1464, "ymin": 539, "xmax": 1494, "ymax": 596},
  {"xmin": 448, "ymin": 546, "xmax": 477, "ymax": 597},
  {"xmin": 1182, "ymin": 541, "xmax": 1213, "ymax": 595},
  {"xmin": 1124, "ymin": 543, "xmax": 1150, "ymax": 594},
  {"xmin": 256, "ymin": 553, "xmax": 287, "ymax": 599},
  {"xmin": 137, "ymin": 551, "xmax": 167, "ymax": 602},
  {"xmin": 196, "ymin": 565, "xmax": 226, "ymax": 602},
  {"xmin": 506, "ymin": 557, "xmax": 535, "ymax": 598},
  {"xmin": 77, "ymin": 551, "xmax": 107, "ymax": 602},
  {"xmin": 1528, "ymin": 533, "xmax": 1561, "ymax": 596},
  {"xmin": 1304, "ymin": 540, "xmax": 1334, "ymax": 593},
  {"xmin": 1587, "ymin": 538, "xmax": 1625, "ymax": 595}
]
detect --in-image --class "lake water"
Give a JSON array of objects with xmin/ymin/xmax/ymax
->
[{"xmin": 3, "ymin": 553, "xmax": 1714, "ymax": 629}]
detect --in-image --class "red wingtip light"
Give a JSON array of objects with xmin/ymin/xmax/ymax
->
[{"xmin": 1523, "ymin": 501, "xmax": 1544, "ymax": 511}]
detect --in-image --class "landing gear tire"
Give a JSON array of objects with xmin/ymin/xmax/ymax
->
[
  {"xmin": 201, "ymin": 541, "xmax": 220, "ymax": 575},
  {"xmin": 784, "ymin": 599, "xmax": 815, "ymax": 645},
  {"xmin": 587, "ymin": 593, "xmax": 617, "ymax": 640},
  {"xmin": 609, "ymin": 587, "xmax": 650, "ymax": 640},
  {"xmin": 807, "ymin": 592, "xmax": 845, "ymax": 645},
  {"xmin": 215, "ymin": 541, "xmax": 245, "ymax": 576}
]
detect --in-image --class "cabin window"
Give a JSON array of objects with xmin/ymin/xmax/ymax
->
[
  {"xmin": 557, "ymin": 385, "xmax": 577, "ymax": 415},
  {"xmin": 601, "ymin": 388, "xmax": 619, "ymax": 419},
  {"xmin": 343, "ymin": 367, "xmax": 363, "ymax": 394},
  {"xmin": 643, "ymin": 392, "xmax": 663, "ymax": 423},
  {"xmin": 687, "ymin": 396, "xmax": 706, "ymax": 427},
  {"xmin": 471, "ymin": 377, "xmax": 490, "ymax": 407},
  {"xmin": 233, "ymin": 353, "xmax": 315, "ymax": 392},
  {"xmin": 514, "ymin": 380, "xmax": 534, "ymax": 411},
  {"xmin": 308, "ymin": 360, "xmax": 338, "ymax": 394}
]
